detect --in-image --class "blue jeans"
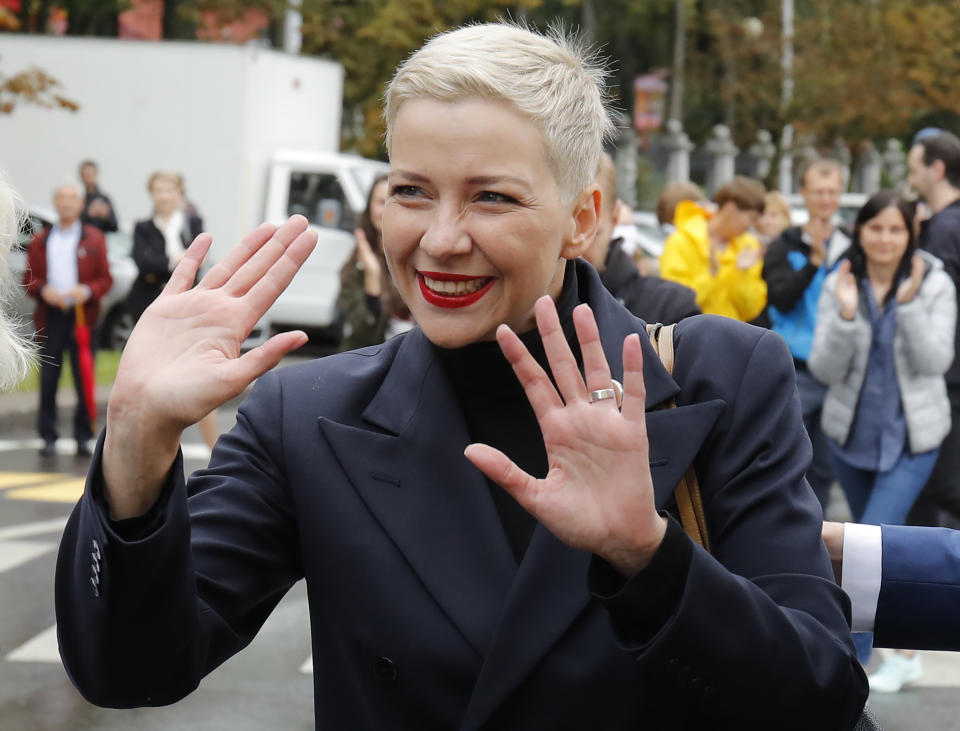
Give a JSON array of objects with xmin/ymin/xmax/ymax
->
[
  {"xmin": 830, "ymin": 445, "xmax": 939, "ymax": 662},
  {"xmin": 830, "ymin": 446, "xmax": 939, "ymax": 525}
]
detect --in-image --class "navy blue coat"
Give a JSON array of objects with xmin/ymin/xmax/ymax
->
[
  {"xmin": 56, "ymin": 263, "xmax": 867, "ymax": 729},
  {"xmin": 875, "ymin": 524, "xmax": 960, "ymax": 651}
]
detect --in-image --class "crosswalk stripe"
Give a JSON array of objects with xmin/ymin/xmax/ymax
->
[
  {"xmin": 6, "ymin": 623, "xmax": 61, "ymax": 663},
  {"xmin": 0, "ymin": 517, "xmax": 68, "ymax": 540},
  {"xmin": 0, "ymin": 539, "xmax": 55, "ymax": 573}
]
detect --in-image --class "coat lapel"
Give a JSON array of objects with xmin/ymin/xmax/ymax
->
[{"xmin": 317, "ymin": 328, "xmax": 517, "ymax": 658}]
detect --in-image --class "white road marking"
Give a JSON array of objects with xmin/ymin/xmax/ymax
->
[
  {"xmin": 6, "ymin": 623, "xmax": 61, "ymax": 663},
  {"xmin": 0, "ymin": 438, "xmax": 210, "ymax": 460},
  {"xmin": 0, "ymin": 539, "xmax": 55, "ymax": 573},
  {"xmin": 0, "ymin": 517, "xmax": 67, "ymax": 540}
]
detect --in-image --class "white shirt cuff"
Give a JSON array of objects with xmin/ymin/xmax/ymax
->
[{"xmin": 840, "ymin": 522, "xmax": 882, "ymax": 633}]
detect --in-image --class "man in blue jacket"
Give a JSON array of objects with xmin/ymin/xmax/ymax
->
[{"xmin": 762, "ymin": 158, "xmax": 849, "ymax": 510}]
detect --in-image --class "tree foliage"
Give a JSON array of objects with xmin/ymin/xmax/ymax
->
[{"xmin": 0, "ymin": 64, "xmax": 79, "ymax": 115}]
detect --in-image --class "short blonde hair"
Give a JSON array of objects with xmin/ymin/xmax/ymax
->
[
  {"xmin": 763, "ymin": 191, "xmax": 791, "ymax": 226},
  {"xmin": 384, "ymin": 23, "xmax": 614, "ymax": 202},
  {"xmin": 0, "ymin": 169, "xmax": 34, "ymax": 390},
  {"xmin": 147, "ymin": 170, "xmax": 184, "ymax": 194}
]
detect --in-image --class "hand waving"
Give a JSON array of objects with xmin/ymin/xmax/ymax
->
[
  {"xmin": 834, "ymin": 260, "xmax": 859, "ymax": 320},
  {"xmin": 464, "ymin": 297, "xmax": 666, "ymax": 577},
  {"xmin": 103, "ymin": 216, "xmax": 317, "ymax": 519}
]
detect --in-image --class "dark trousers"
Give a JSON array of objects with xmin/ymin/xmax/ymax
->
[
  {"xmin": 37, "ymin": 307, "xmax": 94, "ymax": 445},
  {"xmin": 908, "ymin": 397, "xmax": 960, "ymax": 527}
]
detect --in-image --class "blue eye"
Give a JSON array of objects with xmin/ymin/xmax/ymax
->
[
  {"xmin": 391, "ymin": 185, "xmax": 422, "ymax": 197},
  {"xmin": 478, "ymin": 191, "xmax": 516, "ymax": 204}
]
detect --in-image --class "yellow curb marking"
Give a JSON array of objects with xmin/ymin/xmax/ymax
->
[
  {"xmin": 0, "ymin": 472, "xmax": 65, "ymax": 490},
  {"xmin": 5, "ymin": 479, "xmax": 86, "ymax": 504}
]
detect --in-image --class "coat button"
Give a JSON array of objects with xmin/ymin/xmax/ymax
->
[{"xmin": 374, "ymin": 657, "xmax": 398, "ymax": 682}]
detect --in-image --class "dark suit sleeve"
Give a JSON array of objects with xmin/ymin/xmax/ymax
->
[
  {"xmin": 595, "ymin": 322, "xmax": 867, "ymax": 730},
  {"xmin": 762, "ymin": 232, "xmax": 820, "ymax": 311},
  {"xmin": 132, "ymin": 222, "xmax": 172, "ymax": 277},
  {"xmin": 55, "ymin": 372, "xmax": 302, "ymax": 707},
  {"xmin": 874, "ymin": 524, "xmax": 960, "ymax": 650}
]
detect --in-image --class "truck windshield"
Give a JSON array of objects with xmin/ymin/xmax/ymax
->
[{"xmin": 287, "ymin": 171, "xmax": 355, "ymax": 232}]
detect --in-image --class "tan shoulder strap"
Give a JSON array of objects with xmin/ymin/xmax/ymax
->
[{"xmin": 645, "ymin": 323, "xmax": 711, "ymax": 553}]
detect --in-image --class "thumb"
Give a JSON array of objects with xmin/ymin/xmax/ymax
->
[{"xmin": 227, "ymin": 330, "xmax": 308, "ymax": 392}]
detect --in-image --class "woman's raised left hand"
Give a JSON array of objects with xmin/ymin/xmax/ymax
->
[
  {"xmin": 464, "ymin": 297, "xmax": 666, "ymax": 577},
  {"xmin": 895, "ymin": 254, "xmax": 925, "ymax": 304}
]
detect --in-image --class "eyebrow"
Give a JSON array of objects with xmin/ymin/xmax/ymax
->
[{"xmin": 390, "ymin": 170, "xmax": 532, "ymax": 190}]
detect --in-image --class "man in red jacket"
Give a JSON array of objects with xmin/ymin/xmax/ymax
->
[{"xmin": 24, "ymin": 181, "xmax": 112, "ymax": 457}]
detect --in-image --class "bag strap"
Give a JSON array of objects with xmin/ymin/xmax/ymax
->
[{"xmin": 645, "ymin": 323, "xmax": 711, "ymax": 553}]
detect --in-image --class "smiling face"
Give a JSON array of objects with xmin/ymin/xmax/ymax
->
[
  {"xmin": 801, "ymin": 168, "xmax": 843, "ymax": 223},
  {"xmin": 383, "ymin": 98, "xmax": 597, "ymax": 348},
  {"xmin": 859, "ymin": 205, "xmax": 910, "ymax": 269}
]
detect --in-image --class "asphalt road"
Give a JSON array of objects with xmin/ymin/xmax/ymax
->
[{"xmin": 3, "ymin": 370, "xmax": 960, "ymax": 729}]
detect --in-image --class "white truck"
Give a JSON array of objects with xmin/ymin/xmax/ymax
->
[{"xmin": 0, "ymin": 35, "xmax": 386, "ymax": 346}]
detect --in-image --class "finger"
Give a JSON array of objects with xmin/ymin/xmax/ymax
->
[
  {"xmin": 620, "ymin": 333, "xmax": 649, "ymax": 427},
  {"xmin": 200, "ymin": 222, "xmax": 278, "ymax": 290},
  {"xmin": 572, "ymin": 304, "xmax": 616, "ymax": 408},
  {"xmin": 163, "ymin": 233, "xmax": 212, "ymax": 295},
  {"xmin": 534, "ymin": 295, "xmax": 588, "ymax": 404},
  {"xmin": 224, "ymin": 216, "xmax": 311, "ymax": 297},
  {"xmin": 223, "ymin": 330, "xmax": 309, "ymax": 391},
  {"xmin": 242, "ymin": 227, "xmax": 319, "ymax": 311},
  {"xmin": 496, "ymin": 323, "xmax": 563, "ymax": 420},
  {"xmin": 464, "ymin": 443, "xmax": 539, "ymax": 515}
]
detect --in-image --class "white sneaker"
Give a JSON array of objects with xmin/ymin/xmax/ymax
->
[{"xmin": 868, "ymin": 653, "xmax": 922, "ymax": 693}]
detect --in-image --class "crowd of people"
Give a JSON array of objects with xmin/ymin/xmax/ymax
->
[
  {"xmin": 1, "ymin": 19, "xmax": 960, "ymax": 729},
  {"xmin": 18, "ymin": 162, "xmax": 220, "ymax": 456}
]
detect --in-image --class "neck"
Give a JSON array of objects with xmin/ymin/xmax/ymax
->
[
  {"xmin": 929, "ymin": 185, "xmax": 960, "ymax": 215},
  {"xmin": 59, "ymin": 217, "xmax": 78, "ymax": 228},
  {"xmin": 866, "ymin": 259, "xmax": 899, "ymax": 288}
]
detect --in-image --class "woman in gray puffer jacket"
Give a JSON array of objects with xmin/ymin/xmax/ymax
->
[{"xmin": 809, "ymin": 191, "xmax": 956, "ymax": 683}]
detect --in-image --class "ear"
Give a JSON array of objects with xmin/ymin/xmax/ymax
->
[
  {"xmin": 932, "ymin": 159, "xmax": 947, "ymax": 183},
  {"xmin": 561, "ymin": 185, "xmax": 601, "ymax": 259}
]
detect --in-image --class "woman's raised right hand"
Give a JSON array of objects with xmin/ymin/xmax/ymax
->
[
  {"xmin": 834, "ymin": 260, "xmax": 859, "ymax": 320},
  {"xmin": 103, "ymin": 216, "xmax": 317, "ymax": 519}
]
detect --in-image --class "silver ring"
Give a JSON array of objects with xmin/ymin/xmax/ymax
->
[
  {"xmin": 589, "ymin": 379, "xmax": 623, "ymax": 407},
  {"xmin": 589, "ymin": 388, "xmax": 616, "ymax": 403}
]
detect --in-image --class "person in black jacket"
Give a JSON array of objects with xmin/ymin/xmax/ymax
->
[
  {"xmin": 125, "ymin": 170, "xmax": 218, "ymax": 449},
  {"xmin": 125, "ymin": 170, "xmax": 203, "ymax": 322},
  {"xmin": 906, "ymin": 131, "xmax": 960, "ymax": 527},
  {"xmin": 761, "ymin": 159, "xmax": 850, "ymax": 511},
  {"xmin": 581, "ymin": 154, "xmax": 700, "ymax": 325},
  {"xmin": 79, "ymin": 160, "xmax": 119, "ymax": 233}
]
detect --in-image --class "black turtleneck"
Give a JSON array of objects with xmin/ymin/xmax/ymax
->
[{"xmin": 437, "ymin": 262, "xmax": 582, "ymax": 563}]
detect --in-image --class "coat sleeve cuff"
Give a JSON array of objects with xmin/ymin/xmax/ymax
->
[
  {"xmin": 841, "ymin": 522, "xmax": 882, "ymax": 633},
  {"xmin": 589, "ymin": 512, "xmax": 693, "ymax": 643}
]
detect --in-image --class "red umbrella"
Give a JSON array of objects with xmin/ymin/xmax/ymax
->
[{"xmin": 74, "ymin": 304, "xmax": 97, "ymax": 431}]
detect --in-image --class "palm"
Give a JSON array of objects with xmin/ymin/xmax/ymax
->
[
  {"xmin": 111, "ymin": 216, "xmax": 318, "ymax": 432},
  {"xmin": 465, "ymin": 297, "xmax": 664, "ymax": 574},
  {"xmin": 533, "ymin": 402, "xmax": 654, "ymax": 552}
]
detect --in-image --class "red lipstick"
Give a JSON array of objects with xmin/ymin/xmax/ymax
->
[{"xmin": 417, "ymin": 271, "xmax": 495, "ymax": 308}]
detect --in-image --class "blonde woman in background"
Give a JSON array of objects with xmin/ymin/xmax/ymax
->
[
  {"xmin": 0, "ymin": 168, "xmax": 33, "ymax": 391},
  {"xmin": 757, "ymin": 191, "xmax": 792, "ymax": 252}
]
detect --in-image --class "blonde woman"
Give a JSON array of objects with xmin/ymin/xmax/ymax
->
[{"xmin": 56, "ymin": 24, "xmax": 866, "ymax": 728}]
